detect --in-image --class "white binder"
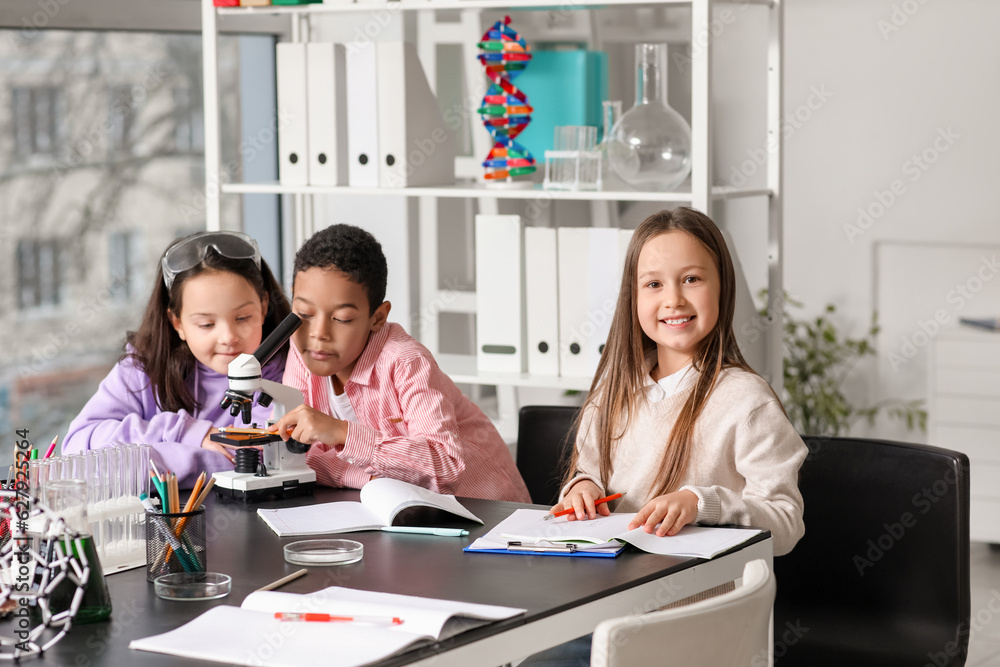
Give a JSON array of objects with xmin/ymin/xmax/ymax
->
[
  {"xmin": 346, "ymin": 41, "xmax": 380, "ymax": 187},
  {"xmin": 524, "ymin": 227, "xmax": 559, "ymax": 377},
  {"xmin": 276, "ymin": 42, "xmax": 309, "ymax": 186},
  {"xmin": 376, "ymin": 42, "xmax": 455, "ymax": 188},
  {"xmin": 476, "ymin": 215, "xmax": 526, "ymax": 374},
  {"xmin": 721, "ymin": 229, "xmax": 767, "ymax": 377},
  {"xmin": 587, "ymin": 228, "xmax": 621, "ymax": 372},
  {"xmin": 558, "ymin": 228, "xmax": 622, "ymax": 379},
  {"xmin": 618, "ymin": 228, "xmax": 635, "ymax": 276},
  {"xmin": 306, "ymin": 43, "xmax": 348, "ymax": 187},
  {"xmin": 557, "ymin": 228, "xmax": 590, "ymax": 378}
]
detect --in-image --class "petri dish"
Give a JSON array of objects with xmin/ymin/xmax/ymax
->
[
  {"xmin": 284, "ymin": 539, "xmax": 364, "ymax": 566},
  {"xmin": 154, "ymin": 572, "xmax": 232, "ymax": 601}
]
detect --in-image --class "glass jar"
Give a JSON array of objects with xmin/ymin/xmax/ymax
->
[
  {"xmin": 606, "ymin": 43, "xmax": 692, "ymax": 191},
  {"xmin": 598, "ymin": 100, "xmax": 625, "ymax": 191}
]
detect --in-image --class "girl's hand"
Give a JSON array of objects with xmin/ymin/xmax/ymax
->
[
  {"xmin": 270, "ymin": 405, "xmax": 348, "ymax": 448},
  {"xmin": 201, "ymin": 428, "xmax": 236, "ymax": 464},
  {"xmin": 627, "ymin": 489, "xmax": 699, "ymax": 536},
  {"xmin": 550, "ymin": 480, "xmax": 612, "ymax": 521}
]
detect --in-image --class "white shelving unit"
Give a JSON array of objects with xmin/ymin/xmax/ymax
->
[
  {"xmin": 200, "ymin": 0, "xmax": 785, "ymax": 413},
  {"xmin": 929, "ymin": 328, "xmax": 1000, "ymax": 544}
]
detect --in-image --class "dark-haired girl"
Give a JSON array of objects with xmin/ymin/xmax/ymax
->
[{"xmin": 63, "ymin": 232, "xmax": 291, "ymax": 488}]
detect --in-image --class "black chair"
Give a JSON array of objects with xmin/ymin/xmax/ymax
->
[
  {"xmin": 515, "ymin": 405, "xmax": 580, "ymax": 506},
  {"xmin": 773, "ymin": 436, "xmax": 970, "ymax": 667}
]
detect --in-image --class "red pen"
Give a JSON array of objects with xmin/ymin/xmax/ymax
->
[
  {"xmin": 274, "ymin": 612, "xmax": 403, "ymax": 625},
  {"xmin": 543, "ymin": 492, "xmax": 625, "ymax": 521}
]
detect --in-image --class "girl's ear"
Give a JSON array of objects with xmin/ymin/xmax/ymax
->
[
  {"xmin": 370, "ymin": 301, "xmax": 392, "ymax": 332},
  {"xmin": 168, "ymin": 309, "xmax": 186, "ymax": 341}
]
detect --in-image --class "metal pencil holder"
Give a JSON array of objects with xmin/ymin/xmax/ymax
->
[{"xmin": 145, "ymin": 507, "xmax": 207, "ymax": 582}]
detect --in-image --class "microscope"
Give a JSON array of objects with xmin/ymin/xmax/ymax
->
[{"xmin": 211, "ymin": 313, "xmax": 317, "ymax": 503}]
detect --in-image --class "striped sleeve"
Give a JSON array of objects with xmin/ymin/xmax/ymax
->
[{"xmin": 338, "ymin": 353, "xmax": 466, "ymax": 494}]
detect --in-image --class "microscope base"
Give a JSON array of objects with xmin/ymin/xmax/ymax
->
[{"xmin": 212, "ymin": 469, "xmax": 317, "ymax": 505}]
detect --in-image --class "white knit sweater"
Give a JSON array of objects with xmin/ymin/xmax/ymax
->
[{"xmin": 563, "ymin": 366, "xmax": 807, "ymax": 556}]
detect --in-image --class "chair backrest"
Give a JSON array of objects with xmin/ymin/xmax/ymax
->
[
  {"xmin": 591, "ymin": 559, "xmax": 775, "ymax": 667},
  {"xmin": 773, "ymin": 436, "xmax": 970, "ymax": 667},
  {"xmin": 515, "ymin": 405, "xmax": 580, "ymax": 506}
]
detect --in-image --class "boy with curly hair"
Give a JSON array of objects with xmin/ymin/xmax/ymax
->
[{"xmin": 271, "ymin": 224, "xmax": 530, "ymax": 502}]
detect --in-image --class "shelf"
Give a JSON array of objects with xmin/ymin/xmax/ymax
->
[
  {"xmin": 217, "ymin": 0, "xmax": 737, "ymax": 17},
  {"xmin": 221, "ymin": 181, "xmax": 771, "ymax": 202},
  {"xmin": 438, "ymin": 354, "xmax": 594, "ymax": 391}
]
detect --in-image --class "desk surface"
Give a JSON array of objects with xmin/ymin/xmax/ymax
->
[{"xmin": 11, "ymin": 488, "xmax": 771, "ymax": 666}]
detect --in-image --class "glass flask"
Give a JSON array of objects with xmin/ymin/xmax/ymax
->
[
  {"xmin": 38, "ymin": 478, "xmax": 113, "ymax": 624},
  {"xmin": 607, "ymin": 43, "xmax": 692, "ymax": 191}
]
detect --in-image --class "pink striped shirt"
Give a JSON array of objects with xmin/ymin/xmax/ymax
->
[{"xmin": 283, "ymin": 323, "xmax": 531, "ymax": 503}]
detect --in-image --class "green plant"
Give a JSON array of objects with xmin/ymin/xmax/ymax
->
[{"xmin": 759, "ymin": 290, "xmax": 926, "ymax": 437}]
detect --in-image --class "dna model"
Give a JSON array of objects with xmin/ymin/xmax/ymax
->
[{"xmin": 477, "ymin": 17, "xmax": 537, "ymax": 184}]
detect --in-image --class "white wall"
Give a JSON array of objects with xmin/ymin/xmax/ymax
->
[{"xmin": 780, "ymin": 0, "xmax": 1000, "ymax": 441}]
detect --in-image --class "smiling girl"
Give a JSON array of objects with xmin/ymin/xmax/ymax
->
[
  {"xmin": 554, "ymin": 207, "xmax": 806, "ymax": 556},
  {"xmin": 520, "ymin": 208, "xmax": 806, "ymax": 666},
  {"xmin": 63, "ymin": 232, "xmax": 291, "ymax": 488}
]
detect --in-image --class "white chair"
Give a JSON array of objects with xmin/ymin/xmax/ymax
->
[{"xmin": 591, "ymin": 559, "xmax": 775, "ymax": 667}]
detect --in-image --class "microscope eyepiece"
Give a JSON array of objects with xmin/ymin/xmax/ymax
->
[{"xmin": 254, "ymin": 313, "xmax": 302, "ymax": 366}]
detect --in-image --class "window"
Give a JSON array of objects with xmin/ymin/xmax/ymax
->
[
  {"xmin": 12, "ymin": 86, "xmax": 62, "ymax": 157},
  {"xmin": 108, "ymin": 230, "xmax": 141, "ymax": 303},
  {"xmin": 17, "ymin": 240, "xmax": 62, "ymax": 310},
  {"xmin": 174, "ymin": 85, "xmax": 204, "ymax": 153},
  {"xmin": 0, "ymin": 29, "xmax": 273, "ymax": 469},
  {"xmin": 107, "ymin": 84, "xmax": 136, "ymax": 155}
]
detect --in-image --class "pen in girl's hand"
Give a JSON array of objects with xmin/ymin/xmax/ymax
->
[
  {"xmin": 274, "ymin": 612, "xmax": 403, "ymax": 625},
  {"xmin": 543, "ymin": 492, "xmax": 625, "ymax": 521}
]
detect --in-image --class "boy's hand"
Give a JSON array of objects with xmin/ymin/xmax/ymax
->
[
  {"xmin": 270, "ymin": 405, "xmax": 348, "ymax": 448},
  {"xmin": 550, "ymin": 480, "xmax": 611, "ymax": 521},
  {"xmin": 627, "ymin": 489, "xmax": 699, "ymax": 536}
]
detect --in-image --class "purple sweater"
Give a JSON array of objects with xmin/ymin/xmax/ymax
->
[{"xmin": 63, "ymin": 351, "xmax": 286, "ymax": 488}]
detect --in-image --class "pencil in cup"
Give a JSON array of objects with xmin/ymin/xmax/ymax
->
[{"xmin": 146, "ymin": 507, "xmax": 207, "ymax": 582}]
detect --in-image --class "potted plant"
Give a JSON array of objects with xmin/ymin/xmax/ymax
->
[{"xmin": 759, "ymin": 291, "xmax": 926, "ymax": 437}]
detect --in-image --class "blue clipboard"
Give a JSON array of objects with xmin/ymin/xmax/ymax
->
[{"xmin": 463, "ymin": 542, "xmax": 624, "ymax": 558}]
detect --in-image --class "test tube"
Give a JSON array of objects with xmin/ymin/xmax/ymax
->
[
  {"xmin": 84, "ymin": 451, "xmax": 103, "ymax": 554},
  {"xmin": 96, "ymin": 448, "xmax": 113, "ymax": 561},
  {"xmin": 66, "ymin": 454, "xmax": 85, "ymax": 484},
  {"xmin": 27, "ymin": 459, "xmax": 42, "ymax": 501},
  {"xmin": 135, "ymin": 444, "xmax": 151, "ymax": 557},
  {"xmin": 124, "ymin": 444, "xmax": 140, "ymax": 560},
  {"xmin": 105, "ymin": 446, "xmax": 122, "ymax": 560}
]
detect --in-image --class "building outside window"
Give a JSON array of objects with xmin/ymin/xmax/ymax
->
[
  {"xmin": 17, "ymin": 239, "xmax": 62, "ymax": 310},
  {"xmin": 11, "ymin": 86, "xmax": 62, "ymax": 157},
  {"xmin": 107, "ymin": 84, "xmax": 136, "ymax": 156},
  {"xmin": 0, "ymin": 29, "xmax": 260, "ymax": 462}
]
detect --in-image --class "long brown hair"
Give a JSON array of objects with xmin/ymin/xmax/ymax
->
[
  {"xmin": 564, "ymin": 207, "xmax": 757, "ymax": 497},
  {"xmin": 125, "ymin": 236, "xmax": 291, "ymax": 413}
]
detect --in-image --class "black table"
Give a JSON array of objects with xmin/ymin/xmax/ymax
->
[{"xmin": 11, "ymin": 487, "xmax": 772, "ymax": 666}]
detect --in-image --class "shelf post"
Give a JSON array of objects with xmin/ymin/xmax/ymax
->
[
  {"xmin": 766, "ymin": 0, "xmax": 785, "ymax": 395},
  {"xmin": 202, "ymin": 0, "xmax": 222, "ymax": 231},
  {"xmin": 690, "ymin": 0, "xmax": 713, "ymax": 217}
]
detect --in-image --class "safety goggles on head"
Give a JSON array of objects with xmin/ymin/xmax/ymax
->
[{"xmin": 161, "ymin": 231, "xmax": 261, "ymax": 289}]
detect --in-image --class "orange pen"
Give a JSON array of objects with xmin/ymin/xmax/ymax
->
[
  {"xmin": 274, "ymin": 613, "xmax": 403, "ymax": 625},
  {"xmin": 543, "ymin": 492, "xmax": 625, "ymax": 521}
]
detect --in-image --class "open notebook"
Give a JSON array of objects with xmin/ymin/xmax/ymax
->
[
  {"xmin": 130, "ymin": 586, "xmax": 525, "ymax": 667},
  {"xmin": 257, "ymin": 478, "xmax": 483, "ymax": 537},
  {"xmin": 466, "ymin": 508, "xmax": 762, "ymax": 559}
]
